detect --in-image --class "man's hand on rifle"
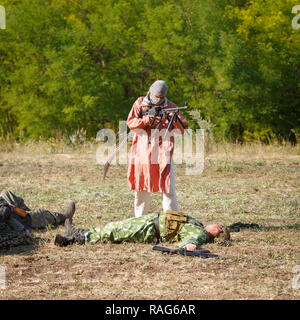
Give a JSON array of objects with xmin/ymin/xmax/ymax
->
[{"xmin": 143, "ymin": 115, "xmax": 167, "ymax": 128}]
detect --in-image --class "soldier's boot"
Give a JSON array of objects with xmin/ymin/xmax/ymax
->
[
  {"xmin": 64, "ymin": 218, "xmax": 88, "ymax": 244},
  {"xmin": 54, "ymin": 234, "xmax": 75, "ymax": 247},
  {"xmin": 54, "ymin": 218, "xmax": 88, "ymax": 247},
  {"xmin": 53, "ymin": 201, "xmax": 76, "ymax": 226},
  {"xmin": 54, "ymin": 231, "xmax": 86, "ymax": 247}
]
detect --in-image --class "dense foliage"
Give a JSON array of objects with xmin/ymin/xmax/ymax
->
[{"xmin": 0, "ymin": 0, "xmax": 299, "ymax": 143}]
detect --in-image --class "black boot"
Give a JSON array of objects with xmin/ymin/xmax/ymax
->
[
  {"xmin": 63, "ymin": 218, "xmax": 88, "ymax": 245},
  {"xmin": 54, "ymin": 234, "xmax": 75, "ymax": 247},
  {"xmin": 54, "ymin": 232, "xmax": 86, "ymax": 247}
]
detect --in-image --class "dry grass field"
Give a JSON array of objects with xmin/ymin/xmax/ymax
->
[{"xmin": 0, "ymin": 141, "xmax": 299, "ymax": 300}]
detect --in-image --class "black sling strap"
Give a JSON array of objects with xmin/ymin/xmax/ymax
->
[{"xmin": 187, "ymin": 216, "xmax": 204, "ymax": 228}]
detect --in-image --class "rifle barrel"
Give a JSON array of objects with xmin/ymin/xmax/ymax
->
[{"xmin": 141, "ymin": 105, "xmax": 188, "ymax": 116}]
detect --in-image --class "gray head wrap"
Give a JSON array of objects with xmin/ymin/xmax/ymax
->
[{"xmin": 142, "ymin": 80, "xmax": 168, "ymax": 107}]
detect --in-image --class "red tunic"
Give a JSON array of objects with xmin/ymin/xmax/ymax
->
[{"xmin": 127, "ymin": 97, "xmax": 188, "ymax": 194}]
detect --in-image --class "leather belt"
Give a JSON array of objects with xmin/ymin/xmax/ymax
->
[{"xmin": 153, "ymin": 214, "xmax": 162, "ymax": 244}]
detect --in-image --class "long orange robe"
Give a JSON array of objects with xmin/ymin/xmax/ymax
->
[{"xmin": 127, "ymin": 97, "xmax": 188, "ymax": 194}]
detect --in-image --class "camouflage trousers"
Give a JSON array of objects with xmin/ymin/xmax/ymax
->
[
  {"xmin": 0, "ymin": 190, "xmax": 66, "ymax": 229},
  {"xmin": 86, "ymin": 214, "xmax": 158, "ymax": 244}
]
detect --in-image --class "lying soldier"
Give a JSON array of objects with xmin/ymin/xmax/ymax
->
[
  {"xmin": 0, "ymin": 189, "xmax": 75, "ymax": 231},
  {"xmin": 54, "ymin": 209, "xmax": 230, "ymax": 251}
]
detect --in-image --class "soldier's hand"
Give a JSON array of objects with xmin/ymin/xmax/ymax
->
[
  {"xmin": 143, "ymin": 115, "xmax": 161, "ymax": 127},
  {"xmin": 142, "ymin": 115, "xmax": 152, "ymax": 127},
  {"xmin": 185, "ymin": 243, "xmax": 197, "ymax": 251},
  {"xmin": 151, "ymin": 116, "xmax": 163, "ymax": 127}
]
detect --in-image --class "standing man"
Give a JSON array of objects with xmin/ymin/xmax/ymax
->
[{"xmin": 127, "ymin": 80, "xmax": 188, "ymax": 217}]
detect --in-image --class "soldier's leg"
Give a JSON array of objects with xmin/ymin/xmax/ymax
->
[
  {"xmin": 29, "ymin": 209, "xmax": 63, "ymax": 229},
  {"xmin": 55, "ymin": 219, "xmax": 118, "ymax": 247},
  {"xmin": 134, "ymin": 190, "xmax": 151, "ymax": 217},
  {"xmin": 162, "ymin": 160, "xmax": 178, "ymax": 212},
  {"xmin": 54, "ymin": 214, "xmax": 157, "ymax": 247},
  {"xmin": 0, "ymin": 190, "xmax": 31, "ymax": 211},
  {"xmin": 86, "ymin": 214, "xmax": 156, "ymax": 244},
  {"xmin": 29, "ymin": 201, "xmax": 75, "ymax": 229}
]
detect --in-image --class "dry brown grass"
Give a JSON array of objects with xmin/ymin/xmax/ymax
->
[{"xmin": 0, "ymin": 141, "xmax": 299, "ymax": 300}]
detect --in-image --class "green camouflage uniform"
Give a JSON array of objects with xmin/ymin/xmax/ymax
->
[
  {"xmin": 86, "ymin": 213, "xmax": 210, "ymax": 248},
  {"xmin": 0, "ymin": 190, "xmax": 65, "ymax": 229}
]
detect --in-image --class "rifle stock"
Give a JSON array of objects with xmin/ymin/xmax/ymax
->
[{"xmin": 10, "ymin": 206, "xmax": 28, "ymax": 217}]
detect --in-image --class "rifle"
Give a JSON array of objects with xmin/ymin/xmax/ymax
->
[
  {"xmin": 102, "ymin": 103, "xmax": 189, "ymax": 180},
  {"xmin": 152, "ymin": 245, "xmax": 219, "ymax": 258},
  {"xmin": 141, "ymin": 102, "xmax": 189, "ymax": 143}
]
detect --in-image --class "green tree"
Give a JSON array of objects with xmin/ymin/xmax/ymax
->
[{"xmin": 0, "ymin": 0, "xmax": 298, "ymax": 142}]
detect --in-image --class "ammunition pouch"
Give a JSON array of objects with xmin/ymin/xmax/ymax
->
[{"xmin": 164, "ymin": 210, "xmax": 188, "ymax": 242}]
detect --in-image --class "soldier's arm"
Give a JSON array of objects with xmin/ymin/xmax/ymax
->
[
  {"xmin": 127, "ymin": 97, "xmax": 149, "ymax": 130},
  {"xmin": 177, "ymin": 224, "xmax": 210, "ymax": 249}
]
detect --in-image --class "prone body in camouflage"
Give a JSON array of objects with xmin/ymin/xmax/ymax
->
[
  {"xmin": 0, "ymin": 190, "xmax": 66, "ymax": 229},
  {"xmin": 86, "ymin": 212, "xmax": 211, "ymax": 248},
  {"xmin": 0, "ymin": 190, "xmax": 68, "ymax": 249}
]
